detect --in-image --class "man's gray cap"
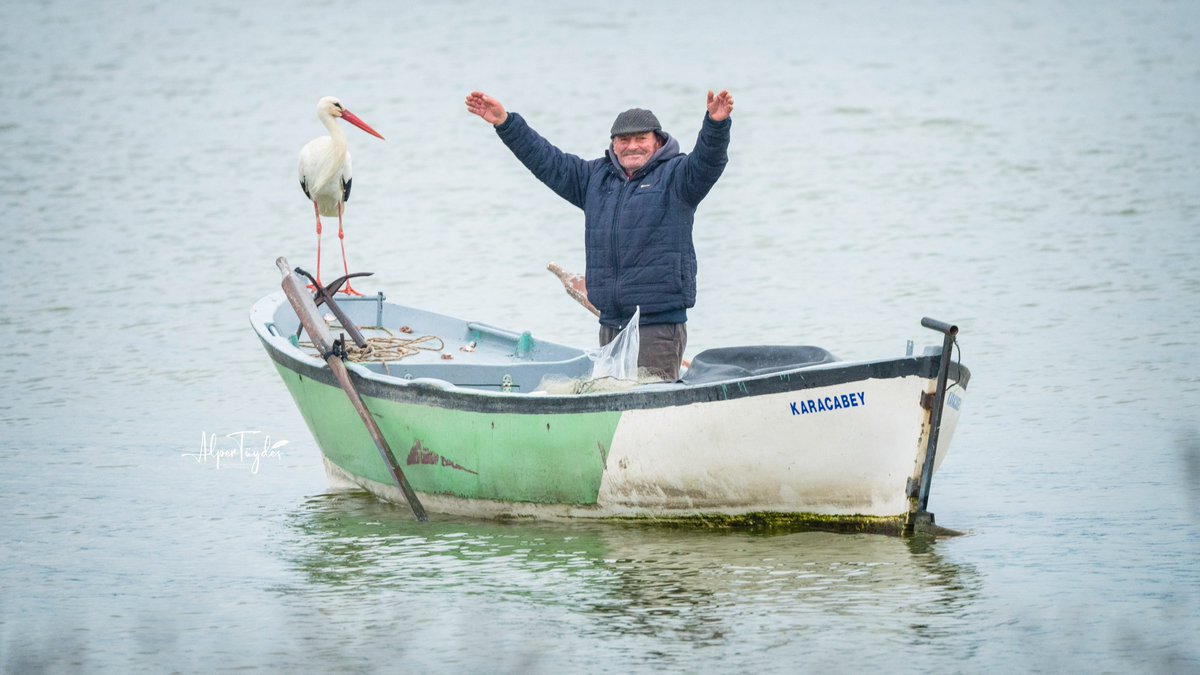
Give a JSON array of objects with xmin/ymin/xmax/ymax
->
[{"xmin": 610, "ymin": 108, "xmax": 662, "ymax": 137}]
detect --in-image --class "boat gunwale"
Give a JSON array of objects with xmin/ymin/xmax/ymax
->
[{"xmin": 253, "ymin": 294, "xmax": 971, "ymax": 415}]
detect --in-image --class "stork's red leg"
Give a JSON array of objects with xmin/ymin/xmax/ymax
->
[
  {"xmin": 311, "ymin": 201, "xmax": 325, "ymax": 289},
  {"xmin": 336, "ymin": 202, "xmax": 362, "ymax": 296}
]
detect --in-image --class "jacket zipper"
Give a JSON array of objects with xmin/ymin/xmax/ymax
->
[{"xmin": 612, "ymin": 172, "xmax": 639, "ymax": 322}]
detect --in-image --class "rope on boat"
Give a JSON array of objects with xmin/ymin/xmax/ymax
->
[
  {"xmin": 346, "ymin": 334, "xmax": 445, "ymax": 362},
  {"xmin": 948, "ymin": 335, "xmax": 964, "ymax": 391},
  {"xmin": 298, "ymin": 324, "xmax": 445, "ymax": 372}
]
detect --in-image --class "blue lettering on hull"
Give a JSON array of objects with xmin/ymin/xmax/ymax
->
[{"xmin": 790, "ymin": 391, "xmax": 866, "ymax": 416}]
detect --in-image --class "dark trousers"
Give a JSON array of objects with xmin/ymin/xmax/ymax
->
[{"xmin": 599, "ymin": 322, "xmax": 687, "ymax": 382}]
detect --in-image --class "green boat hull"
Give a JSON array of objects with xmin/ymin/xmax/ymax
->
[{"xmin": 275, "ymin": 362, "xmax": 621, "ymax": 505}]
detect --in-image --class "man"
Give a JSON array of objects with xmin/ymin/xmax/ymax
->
[{"xmin": 465, "ymin": 89, "xmax": 734, "ymax": 381}]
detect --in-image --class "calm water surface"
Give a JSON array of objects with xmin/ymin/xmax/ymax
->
[{"xmin": 1, "ymin": 0, "xmax": 1198, "ymax": 672}]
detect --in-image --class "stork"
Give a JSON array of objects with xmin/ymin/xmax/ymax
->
[{"xmin": 298, "ymin": 96, "xmax": 384, "ymax": 295}]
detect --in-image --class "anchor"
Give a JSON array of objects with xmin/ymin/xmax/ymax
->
[{"xmin": 292, "ymin": 267, "xmax": 372, "ymax": 350}]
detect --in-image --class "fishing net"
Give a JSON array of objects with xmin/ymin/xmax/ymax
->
[{"xmin": 533, "ymin": 307, "xmax": 655, "ymax": 394}]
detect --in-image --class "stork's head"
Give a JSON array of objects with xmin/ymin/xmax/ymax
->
[
  {"xmin": 316, "ymin": 96, "xmax": 385, "ymax": 140},
  {"xmin": 317, "ymin": 96, "xmax": 346, "ymax": 119}
]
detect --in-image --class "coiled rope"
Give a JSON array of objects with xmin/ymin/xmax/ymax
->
[{"xmin": 298, "ymin": 324, "xmax": 445, "ymax": 370}]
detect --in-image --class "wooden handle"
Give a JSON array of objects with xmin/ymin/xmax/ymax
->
[
  {"xmin": 278, "ymin": 256, "xmax": 427, "ymax": 522},
  {"xmin": 547, "ymin": 262, "xmax": 600, "ymax": 317}
]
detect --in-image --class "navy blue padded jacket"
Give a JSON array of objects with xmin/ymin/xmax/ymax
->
[{"xmin": 495, "ymin": 112, "xmax": 731, "ymax": 327}]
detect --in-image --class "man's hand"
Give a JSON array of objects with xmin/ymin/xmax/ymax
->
[
  {"xmin": 465, "ymin": 91, "xmax": 508, "ymax": 126},
  {"xmin": 706, "ymin": 90, "xmax": 734, "ymax": 122}
]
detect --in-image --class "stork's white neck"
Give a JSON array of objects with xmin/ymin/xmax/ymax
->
[{"xmin": 318, "ymin": 110, "xmax": 348, "ymax": 156}]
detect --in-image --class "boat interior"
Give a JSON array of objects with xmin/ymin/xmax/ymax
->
[{"xmin": 256, "ymin": 294, "xmax": 839, "ymax": 394}]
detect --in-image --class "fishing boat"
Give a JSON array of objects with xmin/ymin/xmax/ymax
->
[{"xmin": 252, "ymin": 259, "xmax": 970, "ymax": 533}]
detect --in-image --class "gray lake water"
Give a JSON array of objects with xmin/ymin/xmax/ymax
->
[{"xmin": 2, "ymin": 0, "xmax": 1198, "ymax": 672}]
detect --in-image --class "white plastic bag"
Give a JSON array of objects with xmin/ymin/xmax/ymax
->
[{"xmin": 589, "ymin": 307, "xmax": 640, "ymax": 382}]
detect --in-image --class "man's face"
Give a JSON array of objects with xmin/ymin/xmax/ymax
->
[{"xmin": 612, "ymin": 132, "xmax": 662, "ymax": 174}]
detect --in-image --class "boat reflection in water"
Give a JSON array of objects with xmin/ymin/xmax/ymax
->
[{"xmin": 278, "ymin": 491, "xmax": 981, "ymax": 668}]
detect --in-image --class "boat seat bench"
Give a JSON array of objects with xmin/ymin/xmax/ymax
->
[{"xmin": 681, "ymin": 346, "xmax": 837, "ymax": 385}]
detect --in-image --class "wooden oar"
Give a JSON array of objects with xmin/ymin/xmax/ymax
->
[
  {"xmin": 547, "ymin": 262, "xmax": 599, "ymax": 317},
  {"xmin": 549, "ymin": 262, "xmax": 690, "ymax": 371},
  {"xmin": 277, "ymin": 257, "xmax": 428, "ymax": 522}
]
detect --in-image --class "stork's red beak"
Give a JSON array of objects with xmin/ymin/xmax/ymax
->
[{"xmin": 341, "ymin": 109, "xmax": 385, "ymax": 140}]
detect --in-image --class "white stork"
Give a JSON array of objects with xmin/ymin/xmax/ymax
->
[{"xmin": 298, "ymin": 96, "xmax": 384, "ymax": 295}]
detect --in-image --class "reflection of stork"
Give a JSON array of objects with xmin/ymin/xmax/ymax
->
[{"xmin": 298, "ymin": 96, "xmax": 384, "ymax": 295}]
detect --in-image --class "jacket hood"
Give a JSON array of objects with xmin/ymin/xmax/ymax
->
[{"xmin": 606, "ymin": 131, "xmax": 680, "ymax": 178}]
